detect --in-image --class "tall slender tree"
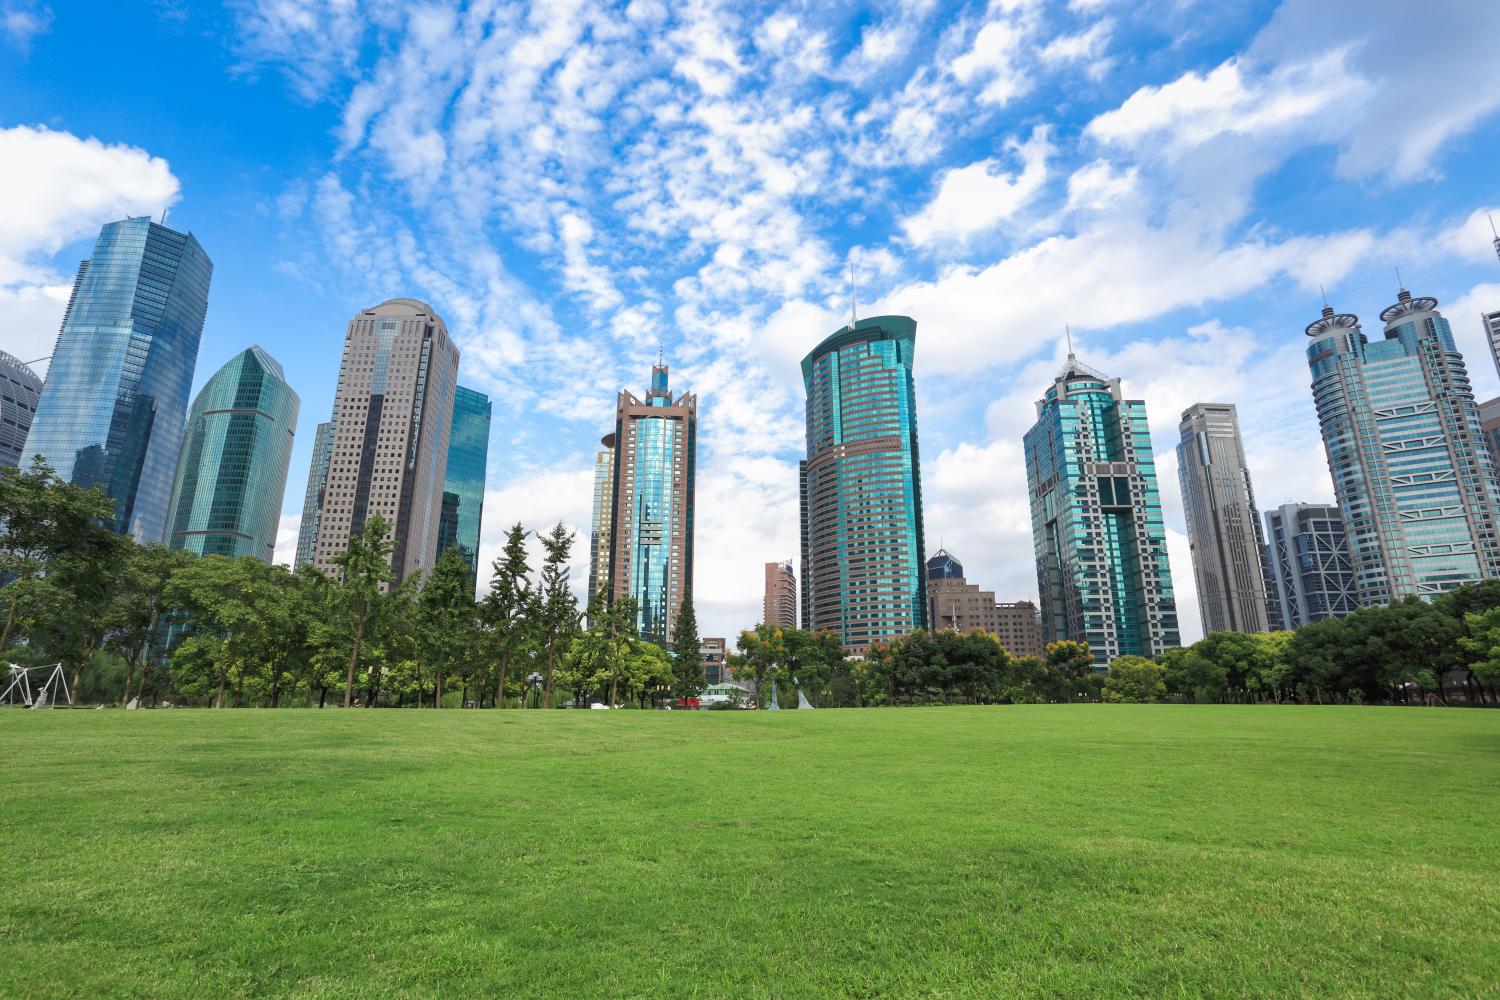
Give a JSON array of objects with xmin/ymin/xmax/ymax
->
[
  {"xmin": 669, "ymin": 595, "xmax": 705, "ymax": 700},
  {"xmin": 420, "ymin": 546, "xmax": 473, "ymax": 708},
  {"xmin": 332, "ymin": 513, "xmax": 395, "ymax": 708},
  {"xmin": 537, "ymin": 521, "xmax": 579, "ymax": 708},
  {"xmin": 481, "ymin": 523, "xmax": 531, "ymax": 708}
]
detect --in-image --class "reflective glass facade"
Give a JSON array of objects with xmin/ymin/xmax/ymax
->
[
  {"xmin": 607, "ymin": 363, "xmax": 696, "ymax": 645},
  {"xmin": 23, "ymin": 218, "xmax": 212, "ymax": 542},
  {"xmin": 800, "ymin": 316, "xmax": 927, "ymax": 653},
  {"xmin": 587, "ymin": 436, "xmax": 615, "ymax": 607},
  {"xmin": 294, "ymin": 421, "xmax": 333, "ymax": 568},
  {"xmin": 1305, "ymin": 292, "xmax": 1500, "ymax": 603},
  {"xmin": 0, "ymin": 350, "xmax": 43, "ymax": 468},
  {"xmin": 165, "ymin": 346, "xmax": 299, "ymax": 561},
  {"xmin": 435, "ymin": 384, "xmax": 490, "ymax": 592},
  {"xmin": 1024, "ymin": 358, "xmax": 1178, "ymax": 665},
  {"xmin": 1263, "ymin": 503, "xmax": 1357, "ymax": 628}
]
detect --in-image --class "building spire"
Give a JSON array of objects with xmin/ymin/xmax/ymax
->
[
  {"xmin": 1491, "ymin": 213, "xmax": 1500, "ymax": 266},
  {"xmin": 1395, "ymin": 265, "xmax": 1405, "ymax": 292},
  {"xmin": 1065, "ymin": 323, "xmax": 1074, "ymax": 359}
]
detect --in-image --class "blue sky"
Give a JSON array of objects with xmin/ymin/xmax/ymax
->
[{"xmin": 3, "ymin": 0, "xmax": 1500, "ymax": 642}]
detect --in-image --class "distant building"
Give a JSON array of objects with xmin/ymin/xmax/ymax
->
[
  {"xmin": 995, "ymin": 601, "xmax": 1044, "ymax": 659},
  {"xmin": 436, "ymin": 385, "xmax": 490, "ymax": 592},
  {"xmin": 23, "ymin": 217, "xmax": 212, "ymax": 542},
  {"xmin": 1305, "ymin": 291, "xmax": 1500, "ymax": 602},
  {"xmin": 701, "ymin": 636, "xmax": 727, "ymax": 685},
  {"xmin": 763, "ymin": 560, "xmax": 796, "ymax": 628},
  {"xmin": 1480, "ymin": 396, "xmax": 1500, "ymax": 465},
  {"xmin": 1023, "ymin": 355, "xmax": 1179, "ymax": 665},
  {"xmin": 294, "ymin": 422, "xmax": 333, "ymax": 568},
  {"xmin": 0, "ymin": 350, "xmax": 42, "ymax": 468},
  {"xmin": 1485, "ymin": 311, "xmax": 1500, "ymax": 381},
  {"xmin": 587, "ymin": 436, "xmax": 615, "ymax": 605},
  {"xmin": 165, "ymin": 346, "xmax": 299, "ymax": 561},
  {"xmin": 801, "ymin": 316, "xmax": 927, "ymax": 652},
  {"xmin": 1264, "ymin": 503, "xmax": 1358, "ymax": 628},
  {"xmin": 309, "ymin": 298, "xmax": 459, "ymax": 585},
  {"xmin": 605, "ymin": 361, "xmax": 697, "ymax": 645},
  {"xmin": 924, "ymin": 550, "xmax": 1043, "ymax": 657},
  {"xmin": 1176, "ymin": 402, "xmax": 1276, "ymax": 633}
]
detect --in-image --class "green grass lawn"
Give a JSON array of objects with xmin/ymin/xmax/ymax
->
[{"xmin": 1, "ymin": 707, "xmax": 1497, "ymax": 998}]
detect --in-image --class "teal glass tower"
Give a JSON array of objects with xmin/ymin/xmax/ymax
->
[
  {"xmin": 164, "ymin": 346, "xmax": 299, "ymax": 561},
  {"xmin": 23, "ymin": 217, "xmax": 212, "ymax": 542},
  {"xmin": 799, "ymin": 316, "xmax": 927, "ymax": 653},
  {"xmin": 1024, "ymin": 356, "xmax": 1178, "ymax": 665},
  {"xmin": 605, "ymin": 362, "xmax": 697, "ymax": 645},
  {"xmin": 435, "ymin": 384, "xmax": 491, "ymax": 591},
  {"xmin": 293, "ymin": 422, "xmax": 333, "ymax": 568},
  {"xmin": 1306, "ymin": 290, "xmax": 1500, "ymax": 602}
]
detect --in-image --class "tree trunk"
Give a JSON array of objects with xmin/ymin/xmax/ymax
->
[
  {"xmin": 609, "ymin": 669, "xmax": 619, "ymax": 709},
  {"xmin": 121, "ymin": 657, "xmax": 137, "ymax": 708},
  {"xmin": 318, "ymin": 685, "xmax": 327, "ymax": 709},
  {"xmin": 544, "ymin": 643, "xmax": 555, "ymax": 709},
  {"xmin": 344, "ymin": 615, "xmax": 364, "ymax": 708},
  {"xmin": 496, "ymin": 651, "xmax": 509, "ymax": 709},
  {"xmin": 215, "ymin": 662, "xmax": 228, "ymax": 709},
  {"xmin": 135, "ymin": 660, "xmax": 151, "ymax": 704},
  {"xmin": 0, "ymin": 589, "xmax": 22, "ymax": 653},
  {"xmin": 435, "ymin": 659, "xmax": 443, "ymax": 709}
]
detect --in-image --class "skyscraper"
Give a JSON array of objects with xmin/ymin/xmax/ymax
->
[
  {"xmin": 1483, "ymin": 311, "xmax": 1500, "ymax": 381},
  {"xmin": 435, "ymin": 384, "xmax": 490, "ymax": 591},
  {"xmin": 605, "ymin": 361, "xmax": 697, "ymax": 645},
  {"xmin": 164, "ymin": 347, "xmax": 299, "ymax": 561},
  {"xmin": 309, "ymin": 298, "xmax": 459, "ymax": 585},
  {"xmin": 587, "ymin": 435, "xmax": 615, "ymax": 603},
  {"xmin": 23, "ymin": 217, "xmax": 212, "ymax": 541},
  {"xmin": 294, "ymin": 422, "xmax": 333, "ymax": 569},
  {"xmin": 763, "ymin": 560, "xmax": 796, "ymax": 628},
  {"xmin": 1305, "ymin": 290, "xmax": 1500, "ymax": 603},
  {"xmin": 1024, "ymin": 355, "xmax": 1178, "ymax": 665},
  {"xmin": 800, "ymin": 315, "xmax": 927, "ymax": 653},
  {"xmin": 1176, "ymin": 402, "xmax": 1275, "ymax": 633},
  {"xmin": 1263, "ymin": 503, "xmax": 1357, "ymax": 628},
  {"xmin": 0, "ymin": 350, "xmax": 43, "ymax": 468}
]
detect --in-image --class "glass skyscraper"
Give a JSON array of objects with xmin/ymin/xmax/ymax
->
[
  {"xmin": 603, "ymin": 362, "xmax": 697, "ymax": 645},
  {"xmin": 1263, "ymin": 503, "xmax": 1357, "ymax": 628},
  {"xmin": 799, "ymin": 316, "xmax": 927, "ymax": 653},
  {"xmin": 1176, "ymin": 402, "xmax": 1276, "ymax": 633},
  {"xmin": 23, "ymin": 217, "xmax": 212, "ymax": 542},
  {"xmin": 587, "ymin": 435, "xmax": 615, "ymax": 605},
  {"xmin": 0, "ymin": 350, "xmax": 43, "ymax": 468},
  {"xmin": 294, "ymin": 422, "xmax": 333, "ymax": 568},
  {"xmin": 1024, "ymin": 356, "xmax": 1178, "ymax": 665},
  {"xmin": 1306, "ymin": 290, "xmax": 1500, "ymax": 603},
  {"xmin": 435, "ymin": 384, "xmax": 490, "ymax": 591},
  {"xmin": 164, "ymin": 346, "xmax": 299, "ymax": 561}
]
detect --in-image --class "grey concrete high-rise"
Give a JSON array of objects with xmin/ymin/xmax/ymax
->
[
  {"xmin": 0, "ymin": 350, "xmax": 43, "ymax": 468},
  {"xmin": 1176, "ymin": 402, "xmax": 1276, "ymax": 633},
  {"xmin": 1264, "ymin": 503, "xmax": 1358, "ymax": 628},
  {"xmin": 308, "ymin": 299, "xmax": 459, "ymax": 585}
]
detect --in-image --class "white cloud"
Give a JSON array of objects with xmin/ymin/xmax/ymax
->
[
  {"xmin": 1040, "ymin": 19, "xmax": 1111, "ymax": 74},
  {"xmin": 1064, "ymin": 158, "xmax": 1136, "ymax": 212},
  {"xmin": 1, "ymin": 1, "xmax": 50, "ymax": 52},
  {"xmin": 272, "ymin": 513, "xmax": 302, "ymax": 567},
  {"xmin": 902, "ymin": 126, "xmax": 1052, "ymax": 245},
  {"xmin": 0, "ymin": 126, "xmax": 181, "ymax": 371},
  {"xmin": 951, "ymin": 15, "xmax": 1032, "ymax": 106}
]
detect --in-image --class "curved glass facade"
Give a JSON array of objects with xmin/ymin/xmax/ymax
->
[
  {"xmin": 0, "ymin": 350, "xmax": 43, "ymax": 468},
  {"xmin": 436, "ymin": 384, "xmax": 491, "ymax": 592},
  {"xmin": 1024, "ymin": 359, "xmax": 1178, "ymax": 665},
  {"xmin": 23, "ymin": 217, "xmax": 212, "ymax": 542},
  {"xmin": 165, "ymin": 346, "xmax": 299, "ymax": 561},
  {"xmin": 799, "ymin": 316, "xmax": 927, "ymax": 653},
  {"xmin": 1305, "ymin": 292, "xmax": 1500, "ymax": 602}
]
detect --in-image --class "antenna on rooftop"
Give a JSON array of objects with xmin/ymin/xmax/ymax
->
[
  {"xmin": 1395, "ymin": 265, "xmax": 1406, "ymax": 292},
  {"xmin": 657, "ymin": 340, "xmax": 664, "ymax": 366},
  {"xmin": 1491, "ymin": 213, "xmax": 1500, "ymax": 266},
  {"xmin": 160, "ymin": 207, "xmax": 169, "ymax": 227},
  {"xmin": 1065, "ymin": 323, "xmax": 1074, "ymax": 359},
  {"xmin": 1319, "ymin": 283, "xmax": 1328, "ymax": 308}
]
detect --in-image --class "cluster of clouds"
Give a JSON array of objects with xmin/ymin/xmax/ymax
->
[{"xmin": 17, "ymin": 0, "xmax": 1500, "ymax": 641}]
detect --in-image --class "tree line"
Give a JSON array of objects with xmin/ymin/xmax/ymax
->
[{"xmin": 0, "ymin": 460, "xmax": 708, "ymax": 708}]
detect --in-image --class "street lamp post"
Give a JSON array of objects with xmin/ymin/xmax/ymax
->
[{"xmin": 527, "ymin": 671, "xmax": 544, "ymax": 709}]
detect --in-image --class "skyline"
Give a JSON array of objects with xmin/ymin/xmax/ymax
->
[{"xmin": 4, "ymin": 2, "xmax": 1500, "ymax": 642}]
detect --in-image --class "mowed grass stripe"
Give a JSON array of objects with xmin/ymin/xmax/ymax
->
[{"xmin": 0, "ymin": 706, "xmax": 1496, "ymax": 998}]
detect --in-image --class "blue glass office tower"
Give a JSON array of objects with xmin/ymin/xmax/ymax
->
[
  {"xmin": 800, "ymin": 316, "xmax": 927, "ymax": 653},
  {"xmin": 1024, "ymin": 356, "xmax": 1178, "ymax": 665},
  {"xmin": 606, "ymin": 362, "xmax": 697, "ymax": 645},
  {"xmin": 1306, "ymin": 290, "xmax": 1500, "ymax": 602},
  {"xmin": 436, "ymin": 384, "xmax": 491, "ymax": 591},
  {"xmin": 23, "ymin": 217, "xmax": 211, "ymax": 542},
  {"xmin": 294, "ymin": 422, "xmax": 333, "ymax": 569},
  {"xmin": 165, "ymin": 346, "xmax": 299, "ymax": 561}
]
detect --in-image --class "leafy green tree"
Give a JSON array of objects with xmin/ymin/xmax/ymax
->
[
  {"xmin": 1102, "ymin": 654, "xmax": 1166, "ymax": 703},
  {"xmin": 419, "ymin": 547, "xmax": 473, "ymax": 708},
  {"xmin": 1045, "ymin": 640, "xmax": 1098, "ymax": 702},
  {"xmin": 331, "ymin": 513, "xmax": 395, "ymax": 708},
  {"xmin": 669, "ymin": 595, "xmax": 704, "ymax": 700},
  {"xmin": 104, "ymin": 545, "xmax": 194, "ymax": 706},
  {"xmin": 536, "ymin": 521, "xmax": 579, "ymax": 708},
  {"xmin": 731, "ymin": 624, "xmax": 788, "ymax": 709},
  {"xmin": 481, "ymin": 523, "xmax": 532, "ymax": 708},
  {"xmin": 604, "ymin": 595, "xmax": 640, "ymax": 707},
  {"xmin": 1460, "ymin": 608, "xmax": 1500, "ymax": 696},
  {"xmin": 1159, "ymin": 647, "xmax": 1226, "ymax": 703},
  {"xmin": 0, "ymin": 458, "xmax": 117, "ymax": 654}
]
